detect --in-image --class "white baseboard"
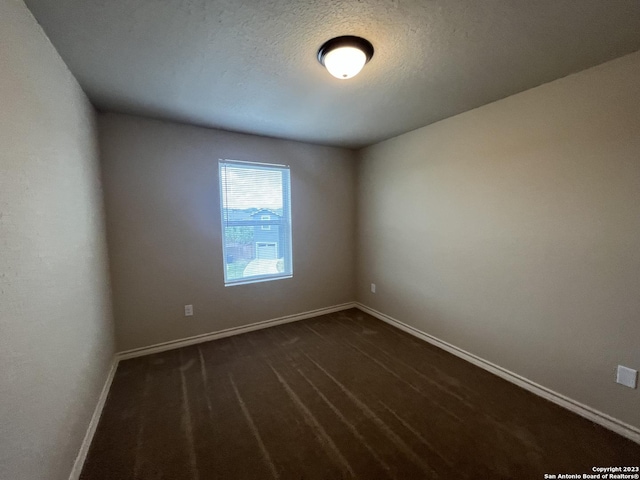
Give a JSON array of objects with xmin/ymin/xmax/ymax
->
[
  {"xmin": 117, "ymin": 302, "xmax": 357, "ymax": 361},
  {"xmin": 69, "ymin": 358, "xmax": 119, "ymax": 480},
  {"xmin": 355, "ymin": 302, "xmax": 640, "ymax": 445}
]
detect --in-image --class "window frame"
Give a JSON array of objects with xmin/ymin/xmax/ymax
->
[{"xmin": 219, "ymin": 159, "xmax": 293, "ymax": 286}]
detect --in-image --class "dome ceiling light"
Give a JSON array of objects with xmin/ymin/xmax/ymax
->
[{"xmin": 317, "ymin": 36, "xmax": 374, "ymax": 80}]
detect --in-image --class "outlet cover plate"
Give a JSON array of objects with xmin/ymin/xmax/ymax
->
[{"xmin": 616, "ymin": 365, "xmax": 637, "ymax": 389}]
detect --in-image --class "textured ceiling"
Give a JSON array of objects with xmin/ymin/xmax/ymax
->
[{"xmin": 24, "ymin": 0, "xmax": 640, "ymax": 148}]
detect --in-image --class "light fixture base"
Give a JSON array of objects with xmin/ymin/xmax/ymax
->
[
  {"xmin": 317, "ymin": 36, "xmax": 375, "ymax": 65},
  {"xmin": 317, "ymin": 36, "xmax": 374, "ymax": 79}
]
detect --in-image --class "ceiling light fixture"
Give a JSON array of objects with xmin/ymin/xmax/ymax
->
[{"xmin": 317, "ymin": 36, "xmax": 374, "ymax": 80}]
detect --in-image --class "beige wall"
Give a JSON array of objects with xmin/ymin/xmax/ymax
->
[
  {"xmin": 99, "ymin": 113, "xmax": 356, "ymax": 351},
  {"xmin": 356, "ymin": 51, "xmax": 640, "ymax": 429},
  {"xmin": 0, "ymin": 1, "xmax": 116, "ymax": 479}
]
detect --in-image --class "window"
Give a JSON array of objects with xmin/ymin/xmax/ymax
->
[{"xmin": 219, "ymin": 160, "xmax": 292, "ymax": 285}]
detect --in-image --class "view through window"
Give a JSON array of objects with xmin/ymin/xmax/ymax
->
[{"xmin": 219, "ymin": 160, "xmax": 292, "ymax": 285}]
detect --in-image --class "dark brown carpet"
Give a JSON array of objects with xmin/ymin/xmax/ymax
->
[{"xmin": 81, "ymin": 309, "xmax": 640, "ymax": 479}]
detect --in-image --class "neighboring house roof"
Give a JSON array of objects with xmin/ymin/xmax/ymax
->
[
  {"xmin": 225, "ymin": 208, "xmax": 282, "ymax": 221},
  {"xmin": 250, "ymin": 208, "xmax": 281, "ymax": 217}
]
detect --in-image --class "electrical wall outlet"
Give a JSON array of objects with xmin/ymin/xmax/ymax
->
[
  {"xmin": 371, "ymin": 283, "xmax": 376, "ymax": 294},
  {"xmin": 616, "ymin": 365, "xmax": 637, "ymax": 389},
  {"xmin": 184, "ymin": 304, "xmax": 193, "ymax": 317}
]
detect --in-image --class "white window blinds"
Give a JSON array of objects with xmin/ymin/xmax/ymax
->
[{"xmin": 219, "ymin": 160, "xmax": 293, "ymax": 286}]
